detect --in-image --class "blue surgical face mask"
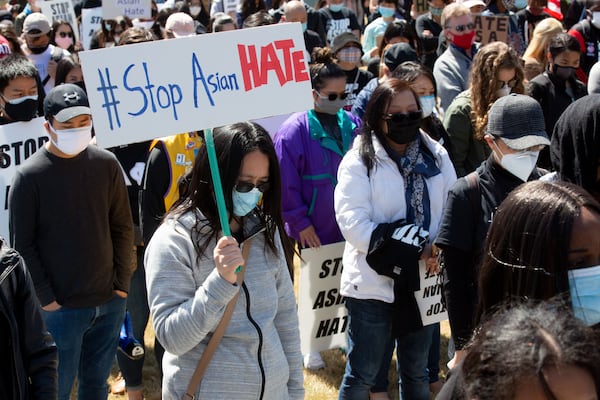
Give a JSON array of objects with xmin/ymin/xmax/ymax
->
[
  {"xmin": 514, "ymin": 0, "xmax": 527, "ymax": 9},
  {"xmin": 419, "ymin": 94, "xmax": 436, "ymax": 117},
  {"xmin": 232, "ymin": 188, "xmax": 261, "ymax": 217},
  {"xmin": 329, "ymin": 2, "xmax": 344, "ymax": 12},
  {"xmin": 568, "ymin": 265, "xmax": 600, "ymax": 326},
  {"xmin": 378, "ymin": 5, "xmax": 396, "ymax": 17},
  {"xmin": 301, "ymin": 22, "xmax": 308, "ymax": 32}
]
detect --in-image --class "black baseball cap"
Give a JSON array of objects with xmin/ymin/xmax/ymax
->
[{"xmin": 44, "ymin": 84, "xmax": 91, "ymax": 122}]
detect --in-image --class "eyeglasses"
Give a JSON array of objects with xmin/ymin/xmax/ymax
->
[
  {"xmin": 316, "ymin": 91, "xmax": 349, "ymax": 101},
  {"xmin": 235, "ymin": 181, "xmax": 270, "ymax": 193},
  {"xmin": 58, "ymin": 31, "xmax": 74, "ymax": 38},
  {"xmin": 383, "ymin": 110, "xmax": 423, "ymax": 123},
  {"xmin": 445, "ymin": 22, "xmax": 475, "ymax": 32},
  {"xmin": 497, "ymin": 78, "xmax": 517, "ymax": 88}
]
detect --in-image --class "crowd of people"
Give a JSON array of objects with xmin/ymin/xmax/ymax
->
[{"xmin": 0, "ymin": 0, "xmax": 599, "ymax": 398}]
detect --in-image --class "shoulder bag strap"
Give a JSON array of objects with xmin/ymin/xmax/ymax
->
[{"xmin": 183, "ymin": 239, "xmax": 253, "ymax": 400}]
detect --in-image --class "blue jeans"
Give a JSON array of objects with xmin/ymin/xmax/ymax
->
[
  {"xmin": 396, "ymin": 324, "xmax": 436, "ymax": 400},
  {"xmin": 117, "ymin": 247, "xmax": 150, "ymax": 390},
  {"xmin": 338, "ymin": 297, "xmax": 395, "ymax": 400},
  {"xmin": 43, "ymin": 295, "xmax": 127, "ymax": 400}
]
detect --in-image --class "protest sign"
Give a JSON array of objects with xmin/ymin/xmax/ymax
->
[
  {"xmin": 40, "ymin": 0, "xmax": 79, "ymax": 42},
  {"xmin": 102, "ymin": 0, "xmax": 152, "ymax": 20},
  {"xmin": 474, "ymin": 14, "xmax": 509, "ymax": 45},
  {"xmin": 79, "ymin": 23, "xmax": 313, "ymax": 149},
  {"xmin": 0, "ymin": 118, "xmax": 49, "ymax": 240},
  {"xmin": 80, "ymin": 7, "xmax": 103, "ymax": 50},
  {"xmin": 298, "ymin": 242, "xmax": 347, "ymax": 355},
  {"xmin": 414, "ymin": 260, "xmax": 448, "ymax": 326}
]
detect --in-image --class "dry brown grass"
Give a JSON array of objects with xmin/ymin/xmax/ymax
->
[{"xmin": 101, "ymin": 258, "xmax": 450, "ymax": 399}]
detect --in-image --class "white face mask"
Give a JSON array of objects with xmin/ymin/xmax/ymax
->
[
  {"xmin": 496, "ymin": 84, "xmax": 511, "ymax": 98},
  {"xmin": 49, "ymin": 124, "xmax": 92, "ymax": 156},
  {"xmin": 592, "ymin": 11, "xmax": 600, "ymax": 29},
  {"xmin": 419, "ymin": 94, "xmax": 436, "ymax": 117},
  {"xmin": 133, "ymin": 19, "xmax": 155, "ymax": 29},
  {"xmin": 189, "ymin": 5, "xmax": 201, "ymax": 16},
  {"xmin": 493, "ymin": 140, "xmax": 539, "ymax": 181}
]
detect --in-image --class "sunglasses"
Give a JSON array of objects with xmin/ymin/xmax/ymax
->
[
  {"xmin": 497, "ymin": 78, "xmax": 517, "ymax": 88},
  {"xmin": 446, "ymin": 22, "xmax": 475, "ymax": 32},
  {"xmin": 235, "ymin": 181, "xmax": 270, "ymax": 193},
  {"xmin": 316, "ymin": 91, "xmax": 349, "ymax": 101},
  {"xmin": 58, "ymin": 31, "xmax": 74, "ymax": 38},
  {"xmin": 383, "ymin": 110, "xmax": 423, "ymax": 123}
]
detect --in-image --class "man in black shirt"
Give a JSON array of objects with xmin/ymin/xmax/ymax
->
[{"xmin": 9, "ymin": 84, "xmax": 134, "ymax": 400}]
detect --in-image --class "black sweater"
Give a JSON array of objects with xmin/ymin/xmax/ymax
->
[{"xmin": 9, "ymin": 146, "xmax": 134, "ymax": 308}]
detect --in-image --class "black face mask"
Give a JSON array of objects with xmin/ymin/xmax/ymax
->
[
  {"xmin": 385, "ymin": 111, "xmax": 422, "ymax": 145},
  {"xmin": 551, "ymin": 63, "xmax": 576, "ymax": 80},
  {"xmin": 2, "ymin": 97, "xmax": 38, "ymax": 122},
  {"xmin": 73, "ymin": 80, "xmax": 87, "ymax": 93},
  {"xmin": 28, "ymin": 44, "xmax": 49, "ymax": 54}
]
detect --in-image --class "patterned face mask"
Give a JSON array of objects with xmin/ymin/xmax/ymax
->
[{"xmin": 337, "ymin": 47, "xmax": 362, "ymax": 64}]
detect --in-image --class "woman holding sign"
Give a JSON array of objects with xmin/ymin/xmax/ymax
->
[
  {"xmin": 334, "ymin": 78, "xmax": 456, "ymax": 400},
  {"xmin": 145, "ymin": 122, "xmax": 304, "ymax": 400}
]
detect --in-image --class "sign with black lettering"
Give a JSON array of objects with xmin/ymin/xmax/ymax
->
[
  {"xmin": 40, "ymin": 0, "xmax": 79, "ymax": 42},
  {"xmin": 298, "ymin": 242, "xmax": 347, "ymax": 354},
  {"xmin": 414, "ymin": 260, "xmax": 448, "ymax": 325},
  {"xmin": 80, "ymin": 7, "xmax": 103, "ymax": 51},
  {"xmin": 79, "ymin": 23, "xmax": 312, "ymax": 148},
  {"xmin": 473, "ymin": 15, "xmax": 509, "ymax": 45},
  {"xmin": 0, "ymin": 118, "xmax": 49, "ymax": 240}
]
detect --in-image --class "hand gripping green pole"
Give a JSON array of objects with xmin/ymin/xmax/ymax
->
[{"xmin": 204, "ymin": 129, "xmax": 243, "ymax": 273}]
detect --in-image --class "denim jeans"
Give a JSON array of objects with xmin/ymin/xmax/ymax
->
[
  {"xmin": 43, "ymin": 295, "xmax": 127, "ymax": 400},
  {"xmin": 428, "ymin": 323, "xmax": 441, "ymax": 383},
  {"xmin": 117, "ymin": 247, "xmax": 150, "ymax": 390},
  {"xmin": 396, "ymin": 324, "xmax": 436, "ymax": 400},
  {"xmin": 338, "ymin": 297, "xmax": 395, "ymax": 400}
]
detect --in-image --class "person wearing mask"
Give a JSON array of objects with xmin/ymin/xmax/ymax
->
[
  {"xmin": 145, "ymin": 122, "xmax": 304, "ymax": 400},
  {"xmin": 335, "ymin": 78, "xmax": 456, "ymax": 400},
  {"xmin": 20, "ymin": 13, "xmax": 69, "ymax": 94},
  {"xmin": 274, "ymin": 47, "xmax": 361, "ymax": 371},
  {"xmin": 444, "ymin": 41, "xmax": 524, "ymax": 177},
  {"xmin": 515, "ymin": 0, "xmax": 551, "ymax": 48},
  {"xmin": 0, "ymin": 53, "xmax": 43, "ymax": 125},
  {"xmin": 435, "ymin": 94, "xmax": 550, "ymax": 371},
  {"xmin": 568, "ymin": 0, "xmax": 600, "ymax": 78},
  {"xmin": 50, "ymin": 20, "xmax": 79, "ymax": 53},
  {"xmin": 9, "ymin": 84, "xmax": 134, "ymax": 400},
  {"xmin": 521, "ymin": 17, "xmax": 563, "ymax": 82},
  {"xmin": 180, "ymin": 0, "xmax": 211, "ymax": 32},
  {"xmin": 433, "ymin": 3, "xmax": 477, "ymax": 112},
  {"xmin": 366, "ymin": 19, "xmax": 420, "ymax": 77},
  {"xmin": 415, "ymin": 0, "xmax": 449, "ymax": 71},
  {"xmin": 54, "ymin": 55, "xmax": 84, "ymax": 88},
  {"xmin": 330, "ymin": 33, "xmax": 374, "ymax": 111},
  {"xmin": 90, "ymin": 16, "xmax": 132, "ymax": 49},
  {"xmin": 481, "ymin": 0, "xmax": 526, "ymax": 54},
  {"xmin": 319, "ymin": 0, "xmax": 360, "ymax": 47},
  {"xmin": 362, "ymin": 0, "xmax": 402, "ymax": 63},
  {"xmin": 528, "ymin": 32, "xmax": 587, "ymax": 169}
]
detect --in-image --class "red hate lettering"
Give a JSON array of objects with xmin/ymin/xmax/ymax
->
[
  {"xmin": 237, "ymin": 44, "xmax": 262, "ymax": 91},
  {"xmin": 274, "ymin": 39, "xmax": 294, "ymax": 82},
  {"xmin": 260, "ymin": 42, "xmax": 287, "ymax": 87},
  {"xmin": 292, "ymin": 50, "xmax": 309, "ymax": 82}
]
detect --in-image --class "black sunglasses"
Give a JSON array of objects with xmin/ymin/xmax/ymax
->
[
  {"xmin": 497, "ymin": 78, "xmax": 517, "ymax": 88},
  {"xmin": 235, "ymin": 181, "xmax": 270, "ymax": 193},
  {"xmin": 383, "ymin": 111, "xmax": 423, "ymax": 123},
  {"xmin": 446, "ymin": 22, "xmax": 475, "ymax": 32},
  {"xmin": 317, "ymin": 91, "xmax": 349, "ymax": 101},
  {"xmin": 58, "ymin": 31, "xmax": 74, "ymax": 38}
]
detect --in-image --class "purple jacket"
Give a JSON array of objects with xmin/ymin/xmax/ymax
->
[{"xmin": 274, "ymin": 110, "xmax": 361, "ymax": 245}]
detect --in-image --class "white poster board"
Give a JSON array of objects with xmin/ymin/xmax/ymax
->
[
  {"xmin": 80, "ymin": 7, "xmax": 103, "ymax": 51},
  {"xmin": 298, "ymin": 242, "xmax": 347, "ymax": 355},
  {"xmin": 40, "ymin": 0, "xmax": 79, "ymax": 42},
  {"xmin": 102, "ymin": 0, "xmax": 152, "ymax": 20},
  {"xmin": 79, "ymin": 23, "xmax": 313, "ymax": 148},
  {"xmin": 414, "ymin": 260, "xmax": 448, "ymax": 325},
  {"xmin": 0, "ymin": 118, "xmax": 49, "ymax": 241}
]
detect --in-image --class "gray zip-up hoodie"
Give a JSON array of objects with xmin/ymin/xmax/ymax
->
[{"xmin": 145, "ymin": 210, "xmax": 304, "ymax": 400}]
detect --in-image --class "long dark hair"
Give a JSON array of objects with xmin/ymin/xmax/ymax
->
[
  {"xmin": 476, "ymin": 181, "xmax": 600, "ymax": 324},
  {"xmin": 170, "ymin": 122, "xmax": 294, "ymax": 271},
  {"xmin": 359, "ymin": 78, "xmax": 420, "ymax": 172}
]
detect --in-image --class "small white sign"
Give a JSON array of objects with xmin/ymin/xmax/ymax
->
[
  {"xmin": 0, "ymin": 118, "xmax": 49, "ymax": 241},
  {"xmin": 298, "ymin": 242, "xmax": 347, "ymax": 354},
  {"xmin": 80, "ymin": 7, "xmax": 103, "ymax": 50},
  {"xmin": 102, "ymin": 0, "xmax": 152, "ymax": 20},
  {"xmin": 414, "ymin": 260, "xmax": 448, "ymax": 326}
]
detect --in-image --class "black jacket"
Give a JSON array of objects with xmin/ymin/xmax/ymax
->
[
  {"xmin": 434, "ymin": 157, "xmax": 546, "ymax": 349},
  {"xmin": 0, "ymin": 238, "xmax": 57, "ymax": 400}
]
